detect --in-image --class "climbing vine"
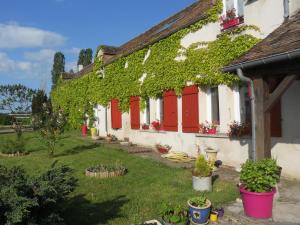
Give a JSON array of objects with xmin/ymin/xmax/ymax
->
[{"xmin": 52, "ymin": 0, "xmax": 260, "ymax": 128}]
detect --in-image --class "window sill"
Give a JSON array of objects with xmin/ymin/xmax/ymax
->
[
  {"xmin": 196, "ymin": 133, "xmax": 229, "ymax": 138},
  {"xmin": 139, "ymin": 129, "xmax": 167, "ymax": 134}
]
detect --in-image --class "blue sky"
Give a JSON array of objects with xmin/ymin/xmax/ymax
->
[{"xmin": 0, "ymin": 0, "xmax": 196, "ymax": 92}]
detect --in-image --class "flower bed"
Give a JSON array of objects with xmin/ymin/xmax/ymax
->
[{"xmin": 85, "ymin": 163, "xmax": 127, "ymax": 178}]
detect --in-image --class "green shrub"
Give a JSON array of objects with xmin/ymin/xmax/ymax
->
[
  {"xmin": 0, "ymin": 164, "xmax": 77, "ymax": 225},
  {"xmin": 240, "ymin": 159, "xmax": 280, "ymax": 193},
  {"xmin": 0, "ymin": 114, "xmax": 13, "ymax": 125},
  {"xmin": 193, "ymin": 155, "xmax": 213, "ymax": 177},
  {"xmin": 1, "ymin": 137, "xmax": 27, "ymax": 154}
]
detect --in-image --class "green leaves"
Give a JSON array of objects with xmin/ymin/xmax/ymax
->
[{"xmin": 240, "ymin": 159, "xmax": 280, "ymax": 192}]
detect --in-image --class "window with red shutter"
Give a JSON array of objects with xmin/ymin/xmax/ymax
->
[
  {"xmin": 163, "ymin": 90, "xmax": 178, "ymax": 131},
  {"xmin": 269, "ymin": 79, "xmax": 282, "ymax": 137},
  {"xmin": 182, "ymin": 85, "xmax": 199, "ymax": 133},
  {"xmin": 111, "ymin": 99, "xmax": 122, "ymax": 129},
  {"xmin": 130, "ymin": 96, "xmax": 140, "ymax": 129}
]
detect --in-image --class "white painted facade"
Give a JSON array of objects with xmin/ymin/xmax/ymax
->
[{"xmin": 93, "ymin": 1, "xmax": 300, "ymax": 179}]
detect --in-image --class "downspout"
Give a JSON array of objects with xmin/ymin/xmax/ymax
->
[
  {"xmin": 237, "ymin": 68, "xmax": 256, "ymax": 161},
  {"xmin": 283, "ymin": 0, "xmax": 289, "ymax": 21}
]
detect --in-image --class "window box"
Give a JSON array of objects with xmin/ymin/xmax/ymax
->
[
  {"xmin": 207, "ymin": 128, "xmax": 217, "ymax": 135},
  {"xmin": 221, "ymin": 16, "xmax": 244, "ymax": 30}
]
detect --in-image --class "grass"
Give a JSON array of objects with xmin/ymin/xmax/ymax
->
[{"xmin": 0, "ymin": 131, "xmax": 239, "ymax": 225}]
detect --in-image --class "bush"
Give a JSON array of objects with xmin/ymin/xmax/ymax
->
[
  {"xmin": 0, "ymin": 164, "xmax": 77, "ymax": 225},
  {"xmin": 1, "ymin": 137, "xmax": 27, "ymax": 154},
  {"xmin": 193, "ymin": 155, "xmax": 213, "ymax": 177},
  {"xmin": 240, "ymin": 159, "xmax": 280, "ymax": 192},
  {"xmin": 0, "ymin": 114, "xmax": 13, "ymax": 125}
]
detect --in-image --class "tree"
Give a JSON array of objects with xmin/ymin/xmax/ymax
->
[
  {"xmin": 51, "ymin": 52, "xmax": 65, "ymax": 90},
  {"xmin": 0, "ymin": 84, "xmax": 36, "ymax": 113},
  {"xmin": 32, "ymin": 90, "xmax": 48, "ymax": 115},
  {"xmin": 77, "ymin": 48, "xmax": 93, "ymax": 67},
  {"xmin": 32, "ymin": 103, "xmax": 67, "ymax": 156},
  {"xmin": 84, "ymin": 48, "xmax": 93, "ymax": 66}
]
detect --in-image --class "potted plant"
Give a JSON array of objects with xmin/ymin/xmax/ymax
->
[
  {"xmin": 219, "ymin": 8, "xmax": 244, "ymax": 30},
  {"xmin": 151, "ymin": 120, "xmax": 162, "ymax": 131},
  {"xmin": 192, "ymin": 155, "xmax": 213, "ymax": 191},
  {"xmin": 188, "ymin": 194, "xmax": 211, "ymax": 225},
  {"xmin": 142, "ymin": 123, "xmax": 150, "ymax": 130},
  {"xmin": 156, "ymin": 144, "xmax": 171, "ymax": 154},
  {"xmin": 228, "ymin": 121, "xmax": 250, "ymax": 138},
  {"xmin": 81, "ymin": 114, "xmax": 88, "ymax": 136},
  {"xmin": 240, "ymin": 159, "xmax": 281, "ymax": 219},
  {"xmin": 160, "ymin": 203, "xmax": 188, "ymax": 225},
  {"xmin": 199, "ymin": 121, "xmax": 218, "ymax": 135}
]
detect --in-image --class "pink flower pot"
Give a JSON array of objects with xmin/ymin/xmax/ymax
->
[
  {"xmin": 222, "ymin": 17, "xmax": 244, "ymax": 30},
  {"xmin": 207, "ymin": 128, "xmax": 217, "ymax": 134},
  {"xmin": 240, "ymin": 186, "xmax": 276, "ymax": 219},
  {"xmin": 81, "ymin": 125, "xmax": 88, "ymax": 136}
]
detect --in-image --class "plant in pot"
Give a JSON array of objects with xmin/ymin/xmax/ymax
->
[
  {"xmin": 240, "ymin": 159, "xmax": 281, "ymax": 219},
  {"xmin": 192, "ymin": 155, "xmax": 213, "ymax": 191},
  {"xmin": 160, "ymin": 203, "xmax": 188, "ymax": 225},
  {"xmin": 142, "ymin": 123, "xmax": 150, "ymax": 130},
  {"xmin": 188, "ymin": 194, "xmax": 211, "ymax": 225},
  {"xmin": 151, "ymin": 120, "xmax": 161, "ymax": 131},
  {"xmin": 228, "ymin": 121, "xmax": 250, "ymax": 138},
  {"xmin": 156, "ymin": 144, "xmax": 171, "ymax": 154}
]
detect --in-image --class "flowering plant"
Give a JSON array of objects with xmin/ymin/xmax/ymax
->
[
  {"xmin": 151, "ymin": 120, "xmax": 161, "ymax": 131},
  {"xmin": 219, "ymin": 8, "xmax": 237, "ymax": 23},
  {"xmin": 141, "ymin": 123, "xmax": 150, "ymax": 130},
  {"xmin": 199, "ymin": 121, "xmax": 219, "ymax": 134}
]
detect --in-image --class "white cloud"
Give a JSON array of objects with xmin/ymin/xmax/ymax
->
[
  {"xmin": 0, "ymin": 52, "xmax": 34, "ymax": 73},
  {"xmin": 24, "ymin": 49, "xmax": 56, "ymax": 61},
  {"xmin": 66, "ymin": 47, "xmax": 81, "ymax": 55},
  {"xmin": 0, "ymin": 22, "xmax": 66, "ymax": 48}
]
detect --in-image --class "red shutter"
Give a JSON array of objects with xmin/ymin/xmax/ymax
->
[
  {"xmin": 182, "ymin": 85, "xmax": 199, "ymax": 133},
  {"xmin": 269, "ymin": 79, "xmax": 282, "ymax": 137},
  {"xmin": 163, "ymin": 90, "xmax": 178, "ymax": 131},
  {"xmin": 130, "ymin": 96, "xmax": 140, "ymax": 129},
  {"xmin": 111, "ymin": 99, "xmax": 122, "ymax": 129}
]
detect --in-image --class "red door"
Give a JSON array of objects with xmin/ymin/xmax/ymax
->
[
  {"xmin": 163, "ymin": 90, "xmax": 178, "ymax": 131},
  {"xmin": 130, "ymin": 96, "xmax": 140, "ymax": 129},
  {"xmin": 182, "ymin": 85, "xmax": 199, "ymax": 133},
  {"xmin": 111, "ymin": 99, "xmax": 122, "ymax": 129}
]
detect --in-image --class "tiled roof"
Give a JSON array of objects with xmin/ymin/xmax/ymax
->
[
  {"xmin": 226, "ymin": 11, "xmax": 300, "ymax": 68},
  {"xmin": 62, "ymin": 0, "xmax": 214, "ymax": 79}
]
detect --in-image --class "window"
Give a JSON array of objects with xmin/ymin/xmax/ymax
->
[
  {"xmin": 211, "ymin": 87, "xmax": 220, "ymax": 122},
  {"xmin": 144, "ymin": 98, "xmax": 150, "ymax": 124},
  {"xmin": 182, "ymin": 85, "xmax": 199, "ymax": 133},
  {"xmin": 130, "ymin": 96, "xmax": 140, "ymax": 129},
  {"xmin": 111, "ymin": 99, "xmax": 122, "ymax": 129},
  {"xmin": 156, "ymin": 97, "xmax": 164, "ymax": 122},
  {"xmin": 163, "ymin": 90, "xmax": 178, "ymax": 131},
  {"xmin": 223, "ymin": 0, "xmax": 244, "ymax": 16}
]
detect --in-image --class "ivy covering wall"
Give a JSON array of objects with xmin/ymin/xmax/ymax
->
[{"xmin": 51, "ymin": 0, "xmax": 260, "ymax": 128}]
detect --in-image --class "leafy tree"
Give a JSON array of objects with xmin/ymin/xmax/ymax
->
[
  {"xmin": 77, "ymin": 48, "xmax": 93, "ymax": 67},
  {"xmin": 33, "ymin": 103, "xmax": 67, "ymax": 156},
  {"xmin": 0, "ymin": 164, "xmax": 77, "ymax": 225},
  {"xmin": 51, "ymin": 52, "xmax": 65, "ymax": 90},
  {"xmin": 84, "ymin": 48, "xmax": 93, "ymax": 66},
  {"xmin": 0, "ymin": 84, "xmax": 36, "ymax": 113},
  {"xmin": 32, "ymin": 90, "xmax": 48, "ymax": 115},
  {"xmin": 77, "ymin": 49, "xmax": 85, "ymax": 66}
]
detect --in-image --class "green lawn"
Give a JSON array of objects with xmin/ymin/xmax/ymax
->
[{"xmin": 0, "ymin": 131, "xmax": 238, "ymax": 225}]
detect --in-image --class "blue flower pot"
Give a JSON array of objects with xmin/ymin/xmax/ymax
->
[{"xmin": 188, "ymin": 200, "xmax": 211, "ymax": 225}]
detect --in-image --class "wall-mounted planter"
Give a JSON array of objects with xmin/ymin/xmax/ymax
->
[
  {"xmin": 207, "ymin": 128, "xmax": 217, "ymax": 135},
  {"xmin": 221, "ymin": 17, "xmax": 244, "ymax": 31}
]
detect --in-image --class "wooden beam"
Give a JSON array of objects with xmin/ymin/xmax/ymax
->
[
  {"xmin": 253, "ymin": 77, "xmax": 271, "ymax": 160},
  {"xmin": 264, "ymin": 74, "xmax": 298, "ymax": 112}
]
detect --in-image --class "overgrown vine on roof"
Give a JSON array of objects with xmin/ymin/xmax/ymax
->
[{"xmin": 51, "ymin": 0, "xmax": 260, "ymax": 128}]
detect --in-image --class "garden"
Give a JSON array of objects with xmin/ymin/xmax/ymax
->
[{"xmin": 0, "ymin": 130, "xmax": 240, "ymax": 225}]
